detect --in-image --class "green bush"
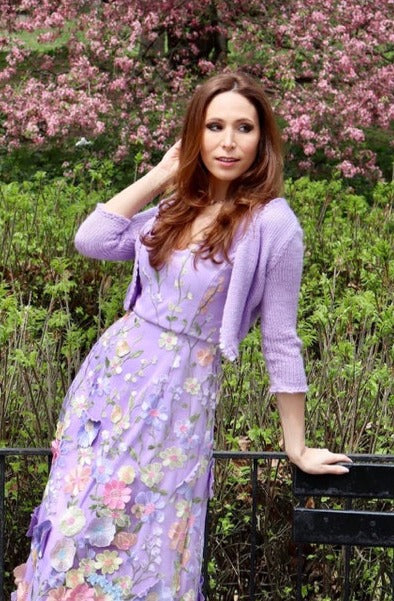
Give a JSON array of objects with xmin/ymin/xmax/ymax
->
[
  {"xmin": 1, "ymin": 168, "xmax": 392, "ymax": 599},
  {"xmin": 216, "ymin": 177, "xmax": 393, "ymax": 457}
]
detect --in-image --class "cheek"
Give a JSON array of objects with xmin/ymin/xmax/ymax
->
[
  {"xmin": 200, "ymin": 139, "xmax": 216, "ymax": 169},
  {"xmin": 201, "ymin": 133, "xmax": 214, "ymax": 156},
  {"xmin": 244, "ymin": 138, "xmax": 260, "ymax": 163}
]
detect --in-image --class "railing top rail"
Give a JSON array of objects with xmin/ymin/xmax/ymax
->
[
  {"xmin": 1, "ymin": 447, "xmax": 394, "ymax": 462},
  {"xmin": 0, "ymin": 448, "xmax": 52, "ymax": 457}
]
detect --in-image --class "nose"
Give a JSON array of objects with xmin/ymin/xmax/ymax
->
[{"xmin": 221, "ymin": 128, "xmax": 235, "ymax": 149}]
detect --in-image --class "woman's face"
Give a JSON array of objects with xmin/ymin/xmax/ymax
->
[{"xmin": 200, "ymin": 91, "xmax": 261, "ymax": 201}]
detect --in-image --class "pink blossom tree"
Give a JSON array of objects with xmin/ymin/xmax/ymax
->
[
  {"xmin": 233, "ymin": 0, "xmax": 393, "ymax": 178},
  {"xmin": 0, "ymin": 0, "xmax": 392, "ymax": 177}
]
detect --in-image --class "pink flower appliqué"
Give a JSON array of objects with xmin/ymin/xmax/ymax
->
[
  {"xmin": 13, "ymin": 564, "xmax": 28, "ymax": 601},
  {"xmin": 51, "ymin": 439, "xmax": 61, "ymax": 462},
  {"xmin": 67, "ymin": 584, "xmax": 96, "ymax": 601},
  {"xmin": 168, "ymin": 519, "xmax": 188, "ymax": 553},
  {"xmin": 13, "ymin": 563, "xmax": 27, "ymax": 585},
  {"xmin": 103, "ymin": 480, "xmax": 132, "ymax": 510},
  {"xmin": 14, "ymin": 581, "xmax": 29, "ymax": 601},
  {"xmin": 47, "ymin": 587, "xmax": 69, "ymax": 601},
  {"xmin": 113, "ymin": 531, "xmax": 137, "ymax": 550},
  {"xmin": 196, "ymin": 347, "xmax": 215, "ymax": 367},
  {"xmin": 47, "ymin": 583, "xmax": 96, "ymax": 601},
  {"xmin": 64, "ymin": 466, "xmax": 92, "ymax": 496}
]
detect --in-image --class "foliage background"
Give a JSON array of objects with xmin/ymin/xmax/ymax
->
[
  {"xmin": 2, "ymin": 171, "xmax": 393, "ymax": 599},
  {"xmin": 0, "ymin": 1, "xmax": 393, "ymax": 599}
]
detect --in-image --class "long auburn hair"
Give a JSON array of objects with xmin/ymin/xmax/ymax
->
[{"xmin": 141, "ymin": 72, "xmax": 283, "ymax": 268}]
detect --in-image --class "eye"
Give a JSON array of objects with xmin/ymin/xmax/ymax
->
[
  {"xmin": 239, "ymin": 123, "xmax": 254, "ymax": 133},
  {"xmin": 206, "ymin": 122, "xmax": 222, "ymax": 132}
]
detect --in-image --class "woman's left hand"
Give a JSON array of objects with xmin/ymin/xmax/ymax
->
[{"xmin": 290, "ymin": 447, "xmax": 352, "ymax": 475}]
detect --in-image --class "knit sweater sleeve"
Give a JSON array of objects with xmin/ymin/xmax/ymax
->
[
  {"xmin": 74, "ymin": 203, "xmax": 158, "ymax": 261},
  {"xmin": 260, "ymin": 229, "xmax": 308, "ymax": 393}
]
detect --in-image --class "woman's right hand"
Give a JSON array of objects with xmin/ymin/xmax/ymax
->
[
  {"xmin": 155, "ymin": 140, "xmax": 181, "ymax": 186},
  {"xmin": 103, "ymin": 140, "xmax": 181, "ymax": 218}
]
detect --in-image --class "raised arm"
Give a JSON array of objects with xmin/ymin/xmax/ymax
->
[
  {"xmin": 74, "ymin": 204, "xmax": 158, "ymax": 261},
  {"xmin": 74, "ymin": 141, "xmax": 180, "ymax": 260}
]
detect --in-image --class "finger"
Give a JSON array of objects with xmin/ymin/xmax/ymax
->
[
  {"xmin": 338, "ymin": 454, "xmax": 353, "ymax": 463},
  {"xmin": 324, "ymin": 453, "xmax": 353, "ymax": 465},
  {"xmin": 320, "ymin": 464, "xmax": 351, "ymax": 475}
]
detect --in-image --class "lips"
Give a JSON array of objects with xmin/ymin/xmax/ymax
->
[{"xmin": 216, "ymin": 157, "xmax": 239, "ymax": 163}]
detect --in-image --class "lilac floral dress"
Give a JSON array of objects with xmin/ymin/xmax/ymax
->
[{"xmin": 13, "ymin": 241, "xmax": 234, "ymax": 601}]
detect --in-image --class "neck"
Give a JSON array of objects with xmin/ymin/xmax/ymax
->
[{"xmin": 208, "ymin": 177, "xmax": 229, "ymax": 204}]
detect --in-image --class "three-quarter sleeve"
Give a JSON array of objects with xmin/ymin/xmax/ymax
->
[
  {"xmin": 260, "ymin": 229, "xmax": 308, "ymax": 393},
  {"xmin": 74, "ymin": 203, "xmax": 158, "ymax": 261}
]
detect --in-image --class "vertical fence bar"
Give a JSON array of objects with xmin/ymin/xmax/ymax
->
[
  {"xmin": 295, "ymin": 492, "xmax": 307, "ymax": 601},
  {"xmin": 296, "ymin": 543, "xmax": 304, "ymax": 601},
  {"xmin": 202, "ymin": 498, "xmax": 211, "ymax": 599},
  {"xmin": 0, "ymin": 454, "xmax": 5, "ymax": 601},
  {"xmin": 343, "ymin": 498, "xmax": 352, "ymax": 601},
  {"xmin": 249, "ymin": 458, "xmax": 258, "ymax": 600},
  {"xmin": 343, "ymin": 545, "xmax": 352, "ymax": 601},
  {"xmin": 391, "ymin": 548, "xmax": 393, "ymax": 601}
]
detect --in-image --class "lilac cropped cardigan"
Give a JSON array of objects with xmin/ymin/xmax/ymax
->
[{"xmin": 74, "ymin": 197, "xmax": 308, "ymax": 394}]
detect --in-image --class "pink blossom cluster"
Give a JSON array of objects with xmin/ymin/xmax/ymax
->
[
  {"xmin": 240, "ymin": 0, "xmax": 393, "ymax": 177},
  {"xmin": 0, "ymin": 0, "xmax": 392, "ymax": 177}
]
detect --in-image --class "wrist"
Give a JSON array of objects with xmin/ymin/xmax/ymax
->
[
  {"xmin": 151, "ymin": 163, "xmax": 174, "ymax": 191},
  {"xmin": 285, "ymin": 446, "xmax": 306, "ymax": 465}
]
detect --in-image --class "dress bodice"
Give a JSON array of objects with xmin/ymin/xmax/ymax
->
[{"xmin": 133, "ymin": 244, "xmax": 234, "ymax": 344}]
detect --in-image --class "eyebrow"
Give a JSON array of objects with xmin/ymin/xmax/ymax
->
[{"xmin": 205, "ymin": 117, "xmax": 255, "ymax": 124}]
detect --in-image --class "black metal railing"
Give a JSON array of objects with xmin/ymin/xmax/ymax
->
[{"xmin": 1, "ymin": 449, "xmax": 393, "ymax": 601}]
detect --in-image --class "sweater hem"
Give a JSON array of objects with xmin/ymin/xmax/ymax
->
[{"xmin": 269, "ymin": 385, "xmax": 308, "ymax": 394}]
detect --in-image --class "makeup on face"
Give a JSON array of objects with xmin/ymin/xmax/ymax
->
[{"xmin": 200, "ymin": 91, "xmax": 260, "ymax": 201}]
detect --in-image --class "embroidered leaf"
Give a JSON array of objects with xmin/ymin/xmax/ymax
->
[{"xmin": 193, "ymin": 323, "xmax": 202, "ymax": 335}]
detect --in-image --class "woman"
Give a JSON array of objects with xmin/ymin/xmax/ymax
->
[{"xmin": 13, "ymin": 72, "xmax": 351, "ymax": 601}]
